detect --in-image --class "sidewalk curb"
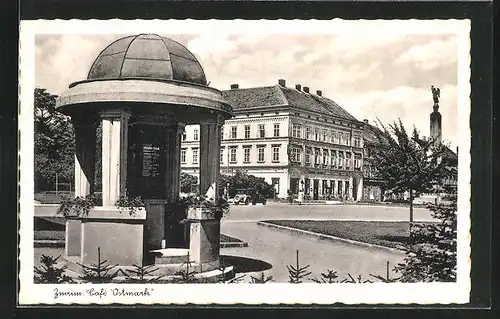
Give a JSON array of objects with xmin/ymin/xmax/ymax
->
[{"xmin": 256, "ymin": 221, "xmax": 406, "ymax": 253}]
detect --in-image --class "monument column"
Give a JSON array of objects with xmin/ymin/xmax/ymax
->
[
  {"xmin": 73, "ymin": 118, "xmax": 97, "ymax": 198},
  {"xmin": 101, "ymin": 109, "xmax": 130, "ymax": 207},
  {"xmin": 199, "ymin": 117, "xmax": 223, "ymax": 198}
]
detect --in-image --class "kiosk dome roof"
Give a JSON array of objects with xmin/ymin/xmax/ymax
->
[{"xmin": 87, "ymin": 34, "xmax": 207, "ymax": 85}]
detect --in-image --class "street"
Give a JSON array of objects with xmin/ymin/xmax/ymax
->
[
  {"xmin": 223, "ymin": 202, "xmax": 434, "ymax": 222},
  {"xmin": 34, "ymin": 203, "xmax": 428, "ymax": 282},
  {"xmin": 218, "ymin": 203, "xmax": 428, "ymax": 282}
]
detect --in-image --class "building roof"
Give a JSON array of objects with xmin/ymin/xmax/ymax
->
[
  {"xmin": 222, "ymin": 85, "xmax": 358, "ymax": 122},
  {"xmin": 86, "ymin": 34, "xmax": 207, "ymax": 85}
]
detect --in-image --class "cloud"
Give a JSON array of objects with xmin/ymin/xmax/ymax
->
[
  {"xmin": 34, "ymin": 31, "xmax": 459, "ymax": 147},
  {"xmin": 396, "ymin": 37, "xmax": 458, "ymax": 71},
  {"xmin": 35, "ymin": 35, "xmax": 117, "ymax": 94}
]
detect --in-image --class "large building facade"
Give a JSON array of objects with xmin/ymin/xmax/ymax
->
[{"xmin": 181, "ymin": 79, "xmax": 365, "ymax": 200}]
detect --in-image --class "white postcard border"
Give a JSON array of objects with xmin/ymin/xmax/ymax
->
[{"xmin": 19, "ymin": 19, "xmax": 471, "ymax": 305}]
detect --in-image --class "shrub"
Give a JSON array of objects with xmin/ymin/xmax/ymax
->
[
  {"xmin": 394, "ymin": 198, "xmax": 457, "ymax": 282},
  {"xmin": 34, "ymin": 255, "xmax": 74, "ymax": 283}
]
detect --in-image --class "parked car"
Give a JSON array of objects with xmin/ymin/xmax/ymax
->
[
  {"xmin": 233, "ymin": 188, "xmax": 267, "ymax": 205},
  {"xmin": 233, "ymin": 189, "xmax": 251, "ymax": 205}
]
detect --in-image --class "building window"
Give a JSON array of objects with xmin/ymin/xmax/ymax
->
[
  {"xmin": 230, "ymin": 148, "xmax": 237, "ymax": 163},
  {"xmin": 315, "ymin": 128, "xmax": 320, "ymax": 141},
  {"xmin": 330, "ymin": 150, "xmax": 336, "ymax": 166},
  {"xmin": 244, "ymin": 125, "xmax": 250, "ymax": 139},
  {"xmin": 243, "ymin": 147, "xmax": 251, "ymax": 163},
  {"xmin": 272, "ymin": 146, "xmax": 280, "ymax": 162},
  {"xmin": 258, "ymin": 147, "xmax": 265, "ymax": 162},
  {"xmin": 322, "ymin": 129, "xmax": 327, "ymax": 142},
  {"xmin": 181, "ymin": 149, "xmax": 186, "ymax": 164},
  {"xmin": 353, "ymin": 136, "xmax": 362, "ymax": 148},
  {"xmin": 322, "ymin": 149, "xmax": 329, "ymax": 165},
  {"xmin": 259, "ymin": 124, "xmax": 265, "ymax": 138},
  {"xmin": 193, "ymin": 129, "xmax": 199, "ymax": 141},
  {"xmin": 332, "ymin": 131, "xmax": 337, "ymax": 144},
  {"xmin": 192, "ymin": 148, "xmax": 198, "ymax": 164},
  {"xmin": 221, "ymin": 128, "xmax": 224, "ymax": 140},
  {"xmin": 346, "ymin": 134, "xmax": 351, "ymax": 146},
  {"xmin": 292, "ymin": 124, "xmax": 301, "ymax": 138},
  {"xmin": 182, "ymin": 132, "xmax": 186, "ymax": 141},
  {"xmin": 220, "ymin": 148, "xmax": 224, "ymax": 164},
  {"xmin": 338, "ymin": 152, "xmax": 344, "ymax": 167},
  {"xmin": 314, "ymin": 149, "xmax": 320, "ymax": 165},
  {"xmin": 231, "ymin": 126, "xmax": 237, "ymax": 139},
  {"xmin": 273, "ymin": 123, "xmax": 280, "ymax": 137},
  {"xmin": 346, "ymin": 152, "xmax": 351, "ymax": 169},
  {"xmin": 306, "ymin": 127, "xmax": 311, "ymax": 140},
  {"xmin": 354, "ymin": 154, "xmax": 362, "ymax": 169},
  {"xmin": 305, "ymin": 148, "xmax": 311, "ymax": 164},
  {"xmin": 291, "ymin": 147, "xmax": 301, "ymax": 162}
]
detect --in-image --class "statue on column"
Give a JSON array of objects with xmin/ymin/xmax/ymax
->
[{"xmin": 431, "ymin": 85, "xmax": 440, "ymax": 105}]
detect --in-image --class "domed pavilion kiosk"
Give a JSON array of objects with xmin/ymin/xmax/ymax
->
[{"xmin": 56, "ymin": 34, "xmax": 233, "ymax": 276}]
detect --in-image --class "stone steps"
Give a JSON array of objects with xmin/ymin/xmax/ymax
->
[{"xmin": 150, "ymin": 248, "xmax": 190, "ymax": 265}]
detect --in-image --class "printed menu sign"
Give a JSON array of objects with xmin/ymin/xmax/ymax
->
[{"xmin": 142, "ymin": 144, "xmax": 161, "ymax": 177}]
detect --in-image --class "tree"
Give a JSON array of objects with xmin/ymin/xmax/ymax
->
[
  {"xmin": 180, "ymin": 172, "xmax": 198, "ymax": 193},
  {"xmin": 218, "ymin": 170, "xmax": 274, "ymax": 199},
  {"xmin": 394, "ymin": 198, "xmax": 457, "ymax": 282},
  {"xmin": 367, "ymin": 119, "xmax": 457, "ymax": 226},
  {"xmin": 34, "ymin": 88, "xmax": 75, "ymax": 192}
]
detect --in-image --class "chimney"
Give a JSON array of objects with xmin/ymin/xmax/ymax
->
[
  {"xmin": 295, "ymin": 84, "xmax": 302, "ymax": 91},
  {"xmin": 363, "ymin": 119, "xmax": 369, "ymax": 124},
  {"xmin": 303, "ymin": 86, "xmax": 310, "ymax": 93},
  {"xmin": 316, "ymin": 90, "xmax": 322, "ymax": 96},
  {"xmin": 456, "ymin": 146, "xmax": 459, "ymax": 155},
  {"xmin": 230, "ymin": 84, "xmax": 239, "ymax": 89},
  {"xmin": 278, "ymin": 79, "xmax": 286, "ymax": 87}
]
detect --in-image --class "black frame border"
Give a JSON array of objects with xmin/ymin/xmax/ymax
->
[{"xmin": 1, "ymin": 0, "xmax": 494, "ymax": 315}]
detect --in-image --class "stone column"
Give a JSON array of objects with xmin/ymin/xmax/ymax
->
[
  {"xmin": 199, "ymin": 118, "xmax": 222, "ymax": 198},
  {"xmin": 190, "ymin": 117, "xmax": 223, "ymax": 269},
  {"xmin": 101, "ymin": 110, "xmax": 130, "ymax": 207},
  {"xmin": 67, "ymin": 118, "xmax": 96, "ymax": 258},
  {"xmin": 73, "ymin": 119, "xmax": 97, "ymax": 198},
  {"xmin": 164, "ymin": 123, "xmax": 184, "ymax": 201},
  {"xmin": 173, "ymin": 123, "xmax": 184, "ymax": 199}
]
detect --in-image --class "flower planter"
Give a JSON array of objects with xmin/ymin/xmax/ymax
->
[
  {"xmin": 187, "ymin": 207, "xmax": 221, "ymax": 267},
  {"xmin": 187, "ymin": 207, "xmax": 217, "ymax": 221},
  {"xmin": 75, "ymin": 206, "xmax": 147, "ymax": 266}
]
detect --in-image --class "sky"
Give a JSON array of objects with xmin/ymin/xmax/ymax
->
[{"xmin": 35, "ymin": 29, "xmax": 459, "ymax": 148}]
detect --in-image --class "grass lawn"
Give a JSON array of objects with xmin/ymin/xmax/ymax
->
[{"xmin": 263, "ymin": 220, "xmax": 436, "ymax": 249}]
